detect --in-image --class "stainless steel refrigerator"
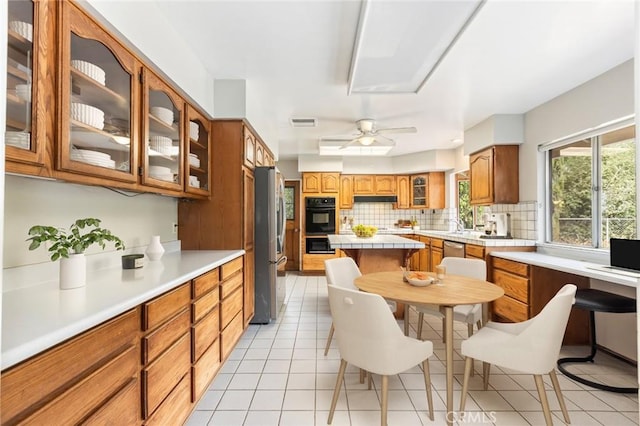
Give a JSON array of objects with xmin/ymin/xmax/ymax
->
[{"xmin": 252, "ymin": 166, "xmax": 287, "ymax": 324}]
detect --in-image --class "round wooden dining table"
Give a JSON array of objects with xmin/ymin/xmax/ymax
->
[{"xmin": 354, "ymin": 271, "xmax": 504, "ymax": 426}]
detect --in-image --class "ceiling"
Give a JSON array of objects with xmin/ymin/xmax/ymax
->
[{"xmin": 154, "ymin": 0, "xmax": 635, "ymax": 160}]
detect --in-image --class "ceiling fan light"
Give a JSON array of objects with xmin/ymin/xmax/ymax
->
[{"xmin": 359, "ymin": 136, "xmax": 374, "ymax": 145}]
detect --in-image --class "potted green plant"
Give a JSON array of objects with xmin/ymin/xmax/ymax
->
[{"xmin": 26, "ymin": 218, "xmax": 125, "ymax": 289}]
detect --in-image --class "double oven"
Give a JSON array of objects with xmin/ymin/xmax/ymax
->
[{"xmin": 305, "ymin": 197, "xmax": 336, "ymax": 254}]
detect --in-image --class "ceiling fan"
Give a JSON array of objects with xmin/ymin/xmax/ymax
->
[{"xmin": 320, "ymin": 118, "xmax": 417, "ymax": 149}]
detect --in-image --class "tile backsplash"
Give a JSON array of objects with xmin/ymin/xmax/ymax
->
[{"xmin": 339, "ymin": 200, "xmax": 538, "ymax": 240}]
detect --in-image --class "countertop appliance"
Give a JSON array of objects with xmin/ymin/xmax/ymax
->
[
  {"xmin": 305, "ymin": 197, "xmax": 336, "ymax": 235},
  {"xmin": 482, "ymin": 213, "xmax": 512, "ymax": 239},
  {"xmin": 252, "ymin": 166, "xmax": 287, "ymax": 324}
]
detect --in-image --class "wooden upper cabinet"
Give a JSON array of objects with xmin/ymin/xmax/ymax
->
[
  {"xmin": 410, "ymin": 174, "xmax": 428, "ymax": 208},
  {"xmin": 302, "ymin": 173, "xmax": 320, "ymax": 193},
  {"xmin": 353, "ymin": 175, "xmax": 375, "ymax": 194},
  {"xmin": 302, "ymin": 172, "xmax": 339, "ymax": 193},
  {"xmin": 339, "ymin": 175, "xmax": 353, "ymax": 209},
  {"xmin": 184, "ymin": 104, "xmax": 210, "ymax": 198},
  {"xmin": 141, "ymin": 68, "xmax": 184, "ymax": 193},
  {"xmin": 426, "ymin": 172, "xmax": 445, "ymax": 209},
  {"xmin": 58, "ymin": 1, "xmax": 141, "ymax": 183},
  {"xmin": 243, "ymin": 127, "xmax": 255, "ymax": 168},
  {"xmin": 321, "ymin": 173, "xmax": 339, "ymax": 193},
  {"xmin": 375, "ymin": 175, "xmax": 396, "ymax": 194},
  {"xmin": 470, "ymin": 145, "xmax": 519, "ymax": 205},
  {"xmin": 395, "ymin": 175, "xmax": 410, "ymax": 209},
  {"xmin": 6, "ymin": 0, "xmax": 55, "ymax": 173},
  {"xmin": 255, "ymin": 141, "xmax": 264, "ymax": 166},
  {"xmin": 263, "ymin": 149, "xmax": 273, "ymax": 166},
  {"xmin": 410, "ymin": 172, "xmax": 444, "ymax": 209}
]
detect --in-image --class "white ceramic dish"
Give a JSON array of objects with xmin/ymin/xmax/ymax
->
[
  {"xmin": 149, "ymin": 135, "xmax": 172, "ymax": 155},
  {"xmin": 71, "ymin": 103, "xmax": 105, "ymax": 130},
  {"xmin": 189, "ymin": 121, "xmax": 199, "ymax": 140},
  {"xmin": 70, "ymin": 60, "xmax": 106, "ymax": 86},
  {"xmin": 9, "ymin": 21, "xmax": 33, "ymax": 42},
  {"xmin": 150, "ymin": 107, "xmax": 173, "ymax": 126},
  {"xmin": 403, "ymin": 271, "xmax": 435, "ymax": 287},
  {"xmin": 5, "ymin": 131, "xmax": 31, "ymax": 149},
  {"xmin": 15, "ymin": 84, "xmax": 31, "ymax": 101},
  {"xmin": 148, "ymin": 165, "xmax": 171, "ymax": 175}
]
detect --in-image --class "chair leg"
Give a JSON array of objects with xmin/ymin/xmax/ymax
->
[
  {"xmin": 549, "ymin": 370, "xmax": 571, "ymax": 424},
  {"xmin": 467, "ymin": 323, "xmax": 474, "ymax": 338},
  {"xmin": 324, "ymin": 323, "xmax": 335, "ymax": 356},
  {"xmin": 460, "ymin": 356, "xmax": 473, "ymax": 411},
  {"xmin": 368, "ymin": 371, "xmax": 373, "ymax": 390},
  {"xmin": 534, "ymin": 374, "xmax": 553, "ymax": 426},
  {"xmin": 441, "ymin": 317, "xmax": 446, "ymax": 343},
  {"xmin": 360, "ymin": 368, "xmax": 365, "ymax": 384},
  {"xmin": 422, "ymin": 359, "xmax": 434, "ymax": 420},
  {"xmin": 404, "ymin": 305, "xmax": 410, "ymax": 336},
  {"xmin": 381, "ymin": 375, "xmax": 389, "ymax": 426},
  {"xmin": 328, "ymin": 359, "xmax": 347, "ymax": 424},
  {"xmin": 476, "ymin": 319, "xmax": 482, "ymax": 330},
  {"xmin": 482, "ymin": 362, "xmax": 491, "ymax": 390},
  {"xmin": 417, "ymin": 312, "xmax": 424, "ymax": 340}
]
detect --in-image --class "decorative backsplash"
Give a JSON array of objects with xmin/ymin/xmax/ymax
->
[{"xmin": 339, "ymin": 200, "xmax": 539, "ymax": 240}]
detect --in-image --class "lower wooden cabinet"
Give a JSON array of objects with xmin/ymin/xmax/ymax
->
[{"xmin": 1, "ymin": 255, "xmax": 247, "ymax": 425}]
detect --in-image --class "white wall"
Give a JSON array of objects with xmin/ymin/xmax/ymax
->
[
  {"xmin": 3, "ymin": 176, "xmax": 177, "ymax": 268},
  {"xmin": 464, "ymin": 114, "xmax": 524, "ymax": 155},
  {"xmin": 275, "ymin": 160, "xmax": 300, "ymax": 181}
]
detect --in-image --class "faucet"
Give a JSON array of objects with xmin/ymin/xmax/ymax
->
[{"xmin": 450, "ymin": 218, "xmax": 464, "ymax": 233}]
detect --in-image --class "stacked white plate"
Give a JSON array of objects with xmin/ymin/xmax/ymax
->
[
  {"xmin": 149, "ymin": 135, "xmax": 172, "ymax": 155},
  {"xmin": 15, "ymin": 84, "xmax": 31, "ymax": 101},
  {"xmin": 71, "ymin": 103, "xmax": 104, "ymax": 130},
  {"xmin": 9, "ymin": 21, "xmax": 33, "ymax": 42},
  {"xmin": 70, "ymin": 149, "xmax": 115, "ymax": 169},
  {"xmin": 190, "ymin": 121, "xmax": 199, "ymax": 140},
  {"xmin": 5, "ymin": 131, "xmax": 31, "ymax": 149},
  {"xmin": 189, "ymin": 175, "xmax": 200, "ymax": 188},
  {"xmin": 188, "ymin": 153, "xmax": 200, "ymax": 168},
  {"xmin": 71, "ymin": 60, "xmax": 106, "ymax": 86},
  {"xmin": 150, "ymin": 107, "xmax": 173, "ymax": 126},
  {"xmin": 149, "ymin": 165, "xmax": 174, "ymax": 182}
]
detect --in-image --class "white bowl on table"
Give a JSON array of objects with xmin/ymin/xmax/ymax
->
[{"xmin": 404, "ymin": 271, "xmax": 435, "ymax": 287}]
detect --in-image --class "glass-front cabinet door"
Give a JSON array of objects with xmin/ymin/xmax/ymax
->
[
  {"xmin": 184, "ymin": 104, "xmax": 210, "ymax": 197},
  {"xmin": 411, "ymin": 174, "xmax": 428, "ymax": 207},
  {"xmin": 59, "ymin": 2, "xmax": 140, "ymax": 183},
  {"xmin": 6, "ymin": 0, "xmax": 53, "ymax": 168},
  {"xmin": 142, "ymin": 69, "xmax": 184, "ymax": 192}
]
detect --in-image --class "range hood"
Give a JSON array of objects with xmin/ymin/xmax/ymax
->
[{"xmin": 353, "ymin": 195, "xmax": 398, "ymax": 203}]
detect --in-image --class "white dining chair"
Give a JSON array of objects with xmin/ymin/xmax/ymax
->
[
  {"xmin": 459, "ymin": 283, "xmax": 577, "ymax": 426},
  {"xmin": 414, "ymin": 257, "xmax": 486, "ymax": 341},
  {"xmin": 323, "ymin": 257, "xmax": 397, "ymax": 356},
  {"xmin": 327, "ymin": 284, "xmax": 434, "ymax": 426}
]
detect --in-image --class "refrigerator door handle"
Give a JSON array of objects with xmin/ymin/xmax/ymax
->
[{"xmin": 271, "ymin": 256, "xmax": 288, "ymax": 265}]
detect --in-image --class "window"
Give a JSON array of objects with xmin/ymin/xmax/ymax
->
[
  {"xmin": 284, "ymin": 186, "xmax": 295, "ymax": 220},
  {"xmin": 456, "ymin": 171, "xmax": 487, "ymax": 230},
  {"xmin": 546, "ymin": 123, "xmax": 636, "ymax": 248}
]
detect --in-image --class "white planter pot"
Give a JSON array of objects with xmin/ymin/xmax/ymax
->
[
  {"xmin": 59, "ymin": 253, "xmax": 86, "ymax": 290},
  {"xmin": 146, "ymin": 235, "xmax": 165, "ymax": 261}
]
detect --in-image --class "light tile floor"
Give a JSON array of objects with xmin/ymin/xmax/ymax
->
[{"xmin": 187, "ymin": 273, "xmax": 639, "ymax": 425}]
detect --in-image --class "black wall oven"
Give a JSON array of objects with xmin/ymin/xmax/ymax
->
[{"xmin": 305, "ymin": 197, "xmax": 336, "ymax": 235}]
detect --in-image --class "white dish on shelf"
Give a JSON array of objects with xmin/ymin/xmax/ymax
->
[
  {"xmin": 15, "ymin": 84, "xmax": 31, "ymax": 101},
  {"xmin": 150, "ymin": 173, "xmax": 176, "ymax": 182},
  {"xmin": 70, "ymin": 60, "xmax": 106, "ymax": 86},
  {"xmin": 149, "ymin": 135, "xmax": 172, "ymax": 155},
  {"xmin": 70, "ymin": 149, "xmax": 111, "ymax": 161},
  {"xmin": 9, "ymin": 21, "xmax": 33, "ymax": 42},
  {"xmin": 150, "ymin": 107, "xmax": 173, "ymax": 126},
  {"xmin": 5, "ymin": 131, "xmax": 31, "ymax": 149},
  {"xmin": 71, "ymin": 103, "xmax": 105, "ymax": 130},
  {"xmin": 189, "ymin": 121, "xmax": 199, "ymax": 140},
  {"xmin": 188, "ymin": 154, "xmax": 201, "ymax": 168},
  {"xmin": 189, "ymin": 175, "xmax": 200, "ymax": 187}
]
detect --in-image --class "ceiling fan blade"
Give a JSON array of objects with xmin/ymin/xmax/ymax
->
[
  {"xmin": 371, "ymin": 136, "xmax": 395, "ymax": 146},
  {"xmin": 320, "ymin": 136, "xmax": 355, "ymax": 142},
  {"xmin": 375, "ymin": 126, "xmax": 417, "ymax": 134},
  {"xmin": 338, "ymin": 138, "xmax": 363, "ymax": 149}
]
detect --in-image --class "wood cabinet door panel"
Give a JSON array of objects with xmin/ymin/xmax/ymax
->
[
  {"xmin": 493, "ymin": 269, "xmax": 529, "ymax": 303},
  {"xmin": 493, "ymin": 257, "xmax": 529, "ymax": 277},
  {"xmin": 192, "ymin": 306, "xmax": 220, "ymax": 362},
  {"xmin": 302, "ymin": 173, "xmax": 321, "ymax": 193},
  {"xmin": 142, "ymin": 332, "xmax": 190, "ymax": 418},
  {"xmin": 321, "ymin": 173, "xmax": 340, "ymax": 193},
  {"xmin": 375, "ymin": 175, "xmax": 396, "ymax": 194},
  {"xmin": 243, "ymin": 249, "xmax": 255, "ymax": 325},
  {"xmin": 465, "ymin": 244, "xmax": 485, "ymax": 259},
  {"xmin": 395, "ymin": 176, "xmax": 410, "ymax": 209},
  {"xmin": 143, "ymin": 308, "xmax": 190, "ymax": 364},
  {"xmin": 353, "ymin": 175, "xmax": 375, "ymax": 194},
  {"xmin": 192, "ymin": 338, "xmax": 221, "ymax": 402},
  {"xmin": 192, "ymin": 289, "xmax": 219, "ymax": 324},
  {"xmin": 24, "ymin": 345, "xmax": 138, "ymax": 426},
  {"xmin": 220, "ymin": 271, "xmax": 243, "ymax": 300},
  {"xmin": 1, "ymin": 308, "xmax": 138, "ymax": 425},
  {"xmin": 142, "ymin": 283, "xmax": 190, "ymax": 331},
  {"xmin": 339, "ymin": 175, "xmax": 353, "ymax": 209},
  {"xmin": 221, "ymin": 312, "xmax": 244, "ymax": 361},
  {"xmin": 193, "ymin": 268, "xmax": 219, "ymax": 299},
  {"xmin": 493, "ymin": 296, "xmax": 528, "ymax": 322},
  {"xmin": 430, "ymin": 249, "xmax": 443, "ymax": 272},
  {"xmin": 470, "ymin": 148, "xmax": 494, "ymax": 205},
  {"xmin": 221, "ymin": 257, "xmax": 244, "ymax": 280},
  {"xmin": 244, "ymin": 127, "xmax": 255, "ymax": 168},
  {"xmin": 220, "ymin": 287, "xmax": 244, "ymax": 330},
  {"xmin": 145, "ymin": 373, "xmax": 191, "ymax": 426},
  {"xmin": 80, "ymin": 378, "xmax": 139, "ymax": 426}
]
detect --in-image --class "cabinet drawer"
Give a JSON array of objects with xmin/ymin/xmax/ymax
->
[
  {"xmin": 1, "ymin": 308, "xmax": 139, "ymax": 425},
  {"xmin": 192, "ymin": 268, "xmax": 219, "ymax": 299},
  {"xmin": 431, "ymin": 238, "xmax": 443, "ymax": 249},
  {"xmin": 143, "ymin": 284, "xmax": 191, "ymax": 331},
  {"xmin": 24, "ymin": 345, "xmax": 138, "ymax": 426},
  {"xmin": 220, "ymin": 286, "xmax": 244, "ymax": 330},
  {"xmin": 221, "ymin": 312, "xmax": 244, "ymax": 361},
  {"xmin": 493, "ymin": 296, "xmax": 528, "ymax": 322},
  {"xmin": 192, "ymin": 306, "xmax": 220, "ymax": 362},
  {"xmin": 221, "ymin": 257, "xmax": 243, "ymax": 280},
  {"xmin": 493, "ymin": 257, "xmax": 529, "ymax": 277},
  {"xmin": 142, "ymin": 332, "xmax": 191, "ymax": 418},
  {"xmin": 142, "ymin": 308, "xmax": 190, "ymax": 364},
  {"xmin": 465, "ymin": 244, "xmax": 485, "ymax": 259},
  {"xmin": 81, "ymin": 378, "xmax": 139, "ymax": 426},
  {"xmin": 220, "ymin": 270, "xmax": 243, "ymax": 299},
  {"xmin": 193, "ymin": 288, "xmax": 219, "ymax": 323},
  {"xmin": 493, "ymin": 269, "xmax": 529, "ymax": 304},
  {"xmin": 145, "ymin": 373, "xmax": 191, "ymax": 426},
  {"xmin": 192, "ymin": 338, "xmax": 221, "ymax": 402}
]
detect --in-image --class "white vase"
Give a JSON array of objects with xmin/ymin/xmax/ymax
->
[
  {"xmin": 59, "ymin": 253, "xmax": 86, "ymax": 290},
  {"xmin": 146, "ymin": 235, "xmax": 165, "ymax": 261}
]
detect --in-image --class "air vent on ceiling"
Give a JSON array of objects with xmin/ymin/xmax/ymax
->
[{"xmin": 290, "ymin": 118, "xmax": 317, "ymax": 127}]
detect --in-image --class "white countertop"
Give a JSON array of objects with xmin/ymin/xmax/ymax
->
[
  {"xmin": 338, "ymin": 228, "xmax": 536, "ymax": 247},
  {"xmin": 328, "ymin": 234, "xmax": 425, "ymax": 249},
  {"xmin": 490, "ymin": 251, "xmax": 640, "ymax": 288},
  {"xmin": 2, "ymin": 250, "xmax": 244, "ymax": 370}
]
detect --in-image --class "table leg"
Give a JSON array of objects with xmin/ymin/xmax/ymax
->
[
  {"xmin": 404, "ymin": 302, "xmax": 410, "ymax": 336},
  {"xmin": 443, "ymin": 306, "xmax": 454, "ymax": 426}
]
